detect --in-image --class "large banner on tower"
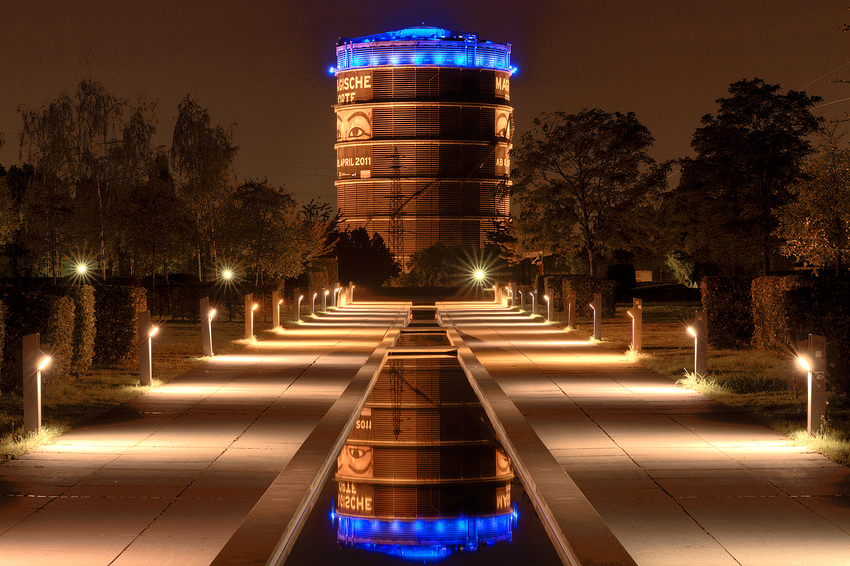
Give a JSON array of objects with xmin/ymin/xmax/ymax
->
[
  {"xmin": 337, "ymin": 145, "xmax": 373, "ymax": 179},
  {"xmin": 337, "ymin": 70, "xmax": 373, "ymax": 105}
]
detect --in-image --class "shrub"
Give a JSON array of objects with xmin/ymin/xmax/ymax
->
[
  {"xmin": 0, "ymin": 288, "xmax": 75, "ymax": 391},
  {"xmin": 0, "ymin": 300, "xmax": 5, "ymax": 380},
  {"xmin": 543, "ymin": 276, "xmax": 566, "ymax": 311},
  {"xmin": 561, "ymin": 276, "xmax": 617, "ymax": 317},
  {"xmin": 605, "ymin": 264, "xmax": 636, "ymax": 302},
  {"xmin": 67, "ymin": 285, "xmax": 96, "ymax": 374},
  {"xmin": 700, "ymin": 276, "xmax": 754, "ymax": 348},
  {"xmin": 94, "ymin": 285, "xmax": 147, "ymax": 366},
  {"xmin": 751, "ymin": 275, "xmax": 805, "ymax": 352},
  {"xmin": 752, "ymin": 275, "xmax": 850, "ymax": 395}
]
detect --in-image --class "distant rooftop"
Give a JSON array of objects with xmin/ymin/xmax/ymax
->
[{"xmin": 334, "ymin": 26, "xmax": 513, "ymax": 74}]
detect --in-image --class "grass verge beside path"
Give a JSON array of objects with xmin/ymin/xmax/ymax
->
[
  {"xmin": 0, "ymin": 317, "xmax": 289, "ymax": 461},
  {"xmin": 541, "ymin": 303, "xmax": 850, "ymax": 467}
]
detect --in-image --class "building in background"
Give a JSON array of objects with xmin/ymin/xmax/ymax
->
[{"xmin": 333, "ymin": 27, "xmax": 514, "ymax": 270}]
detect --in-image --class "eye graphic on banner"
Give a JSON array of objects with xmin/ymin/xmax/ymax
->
[{"xmin": 337, "ymin": 108, "xmax": 373, "ymax": 141}]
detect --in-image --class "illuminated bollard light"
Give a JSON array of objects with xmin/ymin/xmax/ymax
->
[
  {"xmin": 138, "ymin": 311, "xmax": 159, "ymax": 387},
  {"xmin": 544, "ymin": 294, "xmax": 552, "ymax": 322},
  {"xmin": 200, "ymin": 297, "xmax": 216, "ymax": 357},
  {"xmin": 589, "ymin": 293, "xmax": 602, "ymax": 341},
  {"xmin": 687, "ymin": 310, "xmax": 707, "ymax": 377},
  {"xmin": 349, "ymin": 281, "xmax": 355, "ymax": 304},
  {"xmin": 627, "ymin": 298, "xmax": 643, "ymax": 353},
  {"xmin": 23, "ymin": 333, "xmax": 51, "ymax": 433},
  {"xmin": 272, "ymin": 290, "xmax": 281, "ymax": 328},
  {"xmin": 244, "ymin": 294, "xmax": 259, "ymax": 339},
  {"xmin": 493, "ymin": 282, "xmax": 499, "ymax": 304},
  {"xmin": 566, "ymin": 289, "xmax": 577, "ymax": 328},
  {"xmin": 510, "ymin": 283, "xmax": 517, "ymax": 308},
  {"xmin": 310, "ymin": 290, "xmax": 317, "ymax": 316},
  {"xmin": 294, "ymin": 287, "xmax": 304, "ymax": 322},
  {"xmin": 798, "ymin": 334, "xmax": 827, "ymax": 435},
  {"xmin": 519, "ymin": 288, "xmax": 525, "ymax": 311},
  {"xmin": 530, "ymin": 289, "xmax": 537, "ymax": 316},
  {"xmin": 322, "ymin": 288, "xmax": 329, "ymax": 312}
]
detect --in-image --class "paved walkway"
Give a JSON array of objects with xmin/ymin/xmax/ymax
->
[
  {"xmin": 1, "ymin": 300, "xmax": 848, "ymax": 565},
  {"xmin": 0, "ymin": 303, "xmax": 406, "ymax": 566},
  {"xmin": 441, "ymin": 302, "xmax": 850, "ymax": 566}
]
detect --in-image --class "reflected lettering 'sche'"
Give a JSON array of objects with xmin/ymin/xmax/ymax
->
[{"xmin": 332, "ymin": 353, "xmax": 518, "ymax": 560}]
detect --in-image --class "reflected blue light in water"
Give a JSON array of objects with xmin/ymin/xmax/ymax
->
[{"xmin": 335, "ymin": 505, "xmax": 518, "ymax": 562}]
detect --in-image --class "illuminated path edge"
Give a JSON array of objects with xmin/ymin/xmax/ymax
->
[
  {"xmin": 210, "ymin": 305, "xmax": 408, "ymax": 566},
  {"xmin": 440, "ymin": 316, "xmax": 637, "ymax": 566}
]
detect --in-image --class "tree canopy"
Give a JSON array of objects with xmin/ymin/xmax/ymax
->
[
  {"xmin": 509, "ymin": 109, "xmax": 668, "ymax": 276},
  {"xmin": 669, "ymin": 78, "xmax": 823, "ymax": 275},
  {"xmin": 775, "ymin": 124, "xmax": 850, "ymax": 275}
]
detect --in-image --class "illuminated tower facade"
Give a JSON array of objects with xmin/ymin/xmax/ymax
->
[{"xmin": 333, "ymin": 27, "xmax": 514, "ymax": 269}]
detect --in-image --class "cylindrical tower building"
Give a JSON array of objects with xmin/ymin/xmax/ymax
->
[{"xmin": 333, "ymin": 27, "xmax": 514, "ymax": 269}]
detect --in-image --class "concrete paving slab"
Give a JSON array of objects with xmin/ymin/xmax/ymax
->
[{"xmin": 442, "ymin": 302, "xmax": 850, "ymax": 566}]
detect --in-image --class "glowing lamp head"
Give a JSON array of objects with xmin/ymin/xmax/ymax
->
[
  {"xmin": 544, "ymin": 295, "xmax": 550, "ymax": 302},
  {"xmin": 797, "ymin": 356, "xmax": 812, "ymax": 372},
  {"xmin": 687, "ymin": 326, "xmax": 697, "ymax": 338},
  {"xmin": 37, "ymin": 356, "xmax": 51, "ymax": 372},
  {"xmin": 251, "ymin": 303, "xmax": 259, "ymax": 311},
  {"xmin": 474, "ymin": 269, "xmax": 485, "ymax": 281},
  {"xmin": 76, "ymin": 263, "xmax": 87, "ymax": 275},
  {"xmin": 222, "ymin": 269, "xmax": 233, "ymax": 280},
  {"xmin": 324, "ymin": 290, "xmax": 329, "ymax": 295},
  {"xmin": 209, "ymin": 308, "xmax": 217, "ymax": 320},
  {"xmin": 148, "ymin": 326, "xmax": 160, "ymax": 338},
  {"xmin": 278, "ymin": 299, "xmax": 284, "ymax": 305}
]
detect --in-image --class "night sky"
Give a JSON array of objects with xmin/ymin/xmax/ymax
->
[{"xmin": 2, "ymin": 1, "xmax": 849, "ymax": 208}]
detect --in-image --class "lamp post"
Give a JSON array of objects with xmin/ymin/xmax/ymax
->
[
  {"xmin": 687, "ymin": 310, "xmax": 707, "ymax": 377},
  {"xmin": 798, "ymin": 334, "xmax": 827, "ymax": 435},
  {"xmin": 510, "ymin": 283, "xmax": 517, "ymax": 308},
  {"xmin": 200, "ymin": 297, "xmax": 215, "ymax": 357},
  {"xmin": 310, "ymin": 291, "xmax": 317, "ymax": 316},
  {"xmin": 322, "ymin": 288, "xmax": 329, "ymax": 312},
  {"xmin": 272, "ymin": 290, "xmax": 281, "ymax": 328},
  {"xmin": 244, "ymin": 294, "xmax": 258, "ymax": 339},
  {"xmin": 138, "ymin": 311, "xmax": 158, "ymax": 386},
  {"xmin": 566, "ymin": 290, "xmax": 577, "ymax": 328},
  {"xmin": 293, "ymin": 287, "xmax": 302, "ymax": 322},
  {"xmin": 589, "ymin": 293, "xmax": 602, "ymax": 341},
  {"xmin": 350, "ymin": 281, "xmax": 355, "ymax": 304},
  {"xmin": 544, "ymin": 294, "xmax": 552, "ymax": 322},
  {"xmin": 23, "ymin": 333, "xmax": 51, "ymax": 433},
  {"xmin": 530, "ymin": 289, "xmax": 537, "ymax": 316},
  {"xmin": 519, "ymin": 288, "xmax": 525, "ymax": 311},
  {"xmin": 492, "ymin": 283, "xmax": 499, "ymax": 304},
  {"xmin": 627, "ymin": 298, "xmax": 642, "ymax": 353}
]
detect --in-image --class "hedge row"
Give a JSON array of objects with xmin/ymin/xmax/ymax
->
[
  {"xmin": 750, "ymin": 275, "xmax": 850, "ymax": 393},
  {"xmin": 0, "ymin": 286, "xmax": 76, "ymax": 391},
  {"xmin": 94, "ymin": 286, "xmax": 147, "ymax": 367},
  {"xmin": 562, "ymin": 276, "xmax": 617, "ymax": 318},
  {"xmin": 751, "ymin": 275, "xmax": 805, "ymax": 352},
  {"xmin": 700, "ymin": 276, "xmax": 755, "ymax": 348}
]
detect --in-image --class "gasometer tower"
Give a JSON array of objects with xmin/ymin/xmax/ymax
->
[{"xmin": 333, "ymin": 26, "xmax": 514, "ymax": 269}]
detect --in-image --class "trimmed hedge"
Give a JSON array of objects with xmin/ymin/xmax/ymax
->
[
  {"xmin": 68, "ymin": 285, "xmax": 96, "ymax": 374},
  {"xmin": 751, "ymin": 275, "xmax": 805, "ymax": 352},
  {"xmin": 543, "ymin": 276, "xmax": 567, "ymax": 311},
  {"xmin": 0, "ymin": 288, "xmax": 75, "ymax": 391},
  {"xmin": 94, "ymin": 285, "xmax": 147, "ymax": 366},
  {"xmin": 0, "ymin": 300, "xmax": 5, "ymax": 382},
  {"xmin": 561, "ymin": 276, "xmax": 617, "ymax": 318},
  {"xmin": 700, "ymin": 277, "xmax": 754, "ymax": 348},
  {"xmin": 752, "ymin": 275, "xmax": 850, "ymax": 394}
]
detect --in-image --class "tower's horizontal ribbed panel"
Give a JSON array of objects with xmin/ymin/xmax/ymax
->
[{"xmin": 334, "ymin": 27, "xmax": 512, "ymax": 266}]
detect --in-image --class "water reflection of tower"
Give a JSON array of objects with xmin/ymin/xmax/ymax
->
[
  {"xmin": 333, "ymin": 26, "xmax": 514, "ymax": 269},
  {"xmin": 334, "ymin": 331, "xmax": 516, "ymax": 559}
]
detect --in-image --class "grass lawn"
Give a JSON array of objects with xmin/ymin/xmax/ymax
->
[{"xmin": 545, "ymin": 302, "xmax": 850, "ymax": 466}]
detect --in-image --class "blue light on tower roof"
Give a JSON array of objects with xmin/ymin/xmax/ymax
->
[{"xmin": 335, "ymin": 26, "xmax": 512, "ymax": 74}]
